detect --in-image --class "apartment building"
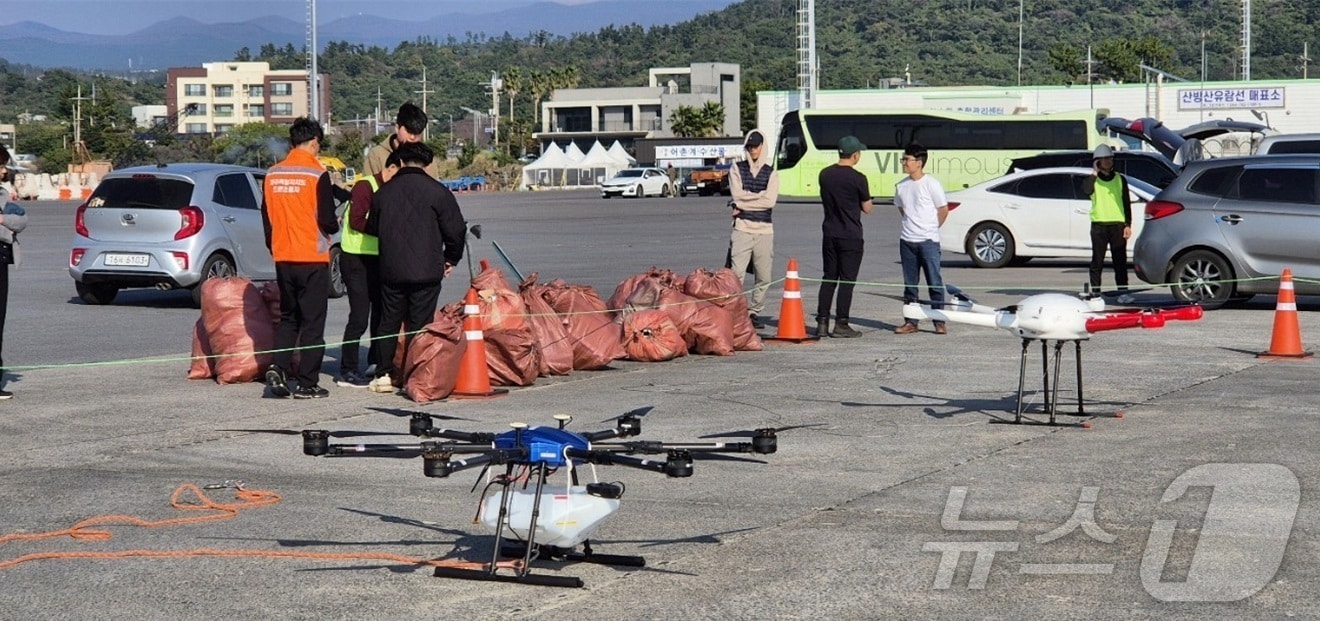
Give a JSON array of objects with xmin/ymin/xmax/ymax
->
[
  {"xmin": 165, "ymin": 61, "xmax": 330, "ymax": 134},
  {"xmin": 535, "ymin": 62, "xmax": 740, "ymax": 154}
]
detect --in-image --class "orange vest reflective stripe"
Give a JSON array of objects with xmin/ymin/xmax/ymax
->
[{"xmin": 264, "ymin": 149, "xmax": 330, "ymax": 263}]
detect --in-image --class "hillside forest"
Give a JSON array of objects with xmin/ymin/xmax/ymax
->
[{"xmin": 0, "ymin": 0, "xmax": 1315, "ymax": 174}]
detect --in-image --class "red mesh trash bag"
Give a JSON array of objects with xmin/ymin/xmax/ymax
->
[
  {"xmin": 472, "ymin": 266, "xmax": 529, "ymax": 332},
  {"xmin": 485, "ymin": 327, "xmax": 541, "ymax": 386},
  {"xmin": 540, "ymin": 279, "xmax": 626, "ymax": 370},
  {"xmin": 610, "ymin": 268, "xmax": 686, "ymax": 311},
  {"xmin": 519, "ymin": 274, "xmax": 574, "ymax": 377},
  {"xmin": 201, "ymin": 277, "xmax": 276, "ymax": 384},
  {"xmin": 187, "ymin": 318, "xmax": 215, "ymax": 380},
  {"xmin": 391, "ymin": 305, "xmax": 453, "ymax": 388},
  {"xmin": 655, "ymin": 287, "xmax": 735, "ymax": 356},
  {"xmin": 402, "ymin": 309, "xmax": 466, "ymax": 403},
  {"xmin": 622, "ymin": 309, "xmax": 688, "ymax": 362},
  {"xmin": 685, "ymin": 267, "xmax": 763, "ymax": 351}
]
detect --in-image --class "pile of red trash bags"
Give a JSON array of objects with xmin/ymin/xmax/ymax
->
[
  {"xmin": 187, "ymin": 265, "xmax": 761, "ymax": 400},
  {"xmin": 610, "ymin": 266, "xmax": 763, "ymax": 360}
]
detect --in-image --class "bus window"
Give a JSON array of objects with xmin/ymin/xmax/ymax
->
[{"xmin": 777, "ymin": 120, "xmax": 807, "ymax": 170}]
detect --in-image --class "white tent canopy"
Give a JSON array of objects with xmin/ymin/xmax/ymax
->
[
  {"xmin": 577, "ymin": 141, "xmax": 629, "ymax": 186},
  {"xmin": 521, "ymin": 143, "xmax": 574, "ymax": 189},
  {"xmin": 607, "ymin": 140, "xmax": 636, "ymax": 168},
  {"xmin": 564, "ymin": 141, "xmax": 587, "ymax": 163}
]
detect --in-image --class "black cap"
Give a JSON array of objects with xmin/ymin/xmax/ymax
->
[{"xmin": 745, "ymin": 132, "xmax": 764, "ymax": 148}]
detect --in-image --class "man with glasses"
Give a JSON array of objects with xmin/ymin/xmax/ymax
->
[
  {"xmin": 728, "ymin": 129, "xmax": 779, "ymax": 329},
  {"xmin": 893, "ymin": 143, "xmax": 950, "ymax": 335}
]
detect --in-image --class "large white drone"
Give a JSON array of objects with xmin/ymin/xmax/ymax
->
[{"xmin": 902, "ymin": 288, "xmax": 1203, "ymax": 426}]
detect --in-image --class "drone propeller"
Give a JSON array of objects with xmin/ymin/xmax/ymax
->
[
  {"xmin": 597, "ymin": 406, "xmax": 655, "ymax": 424},
  {"xmin": 698, "ymin": 423, "xmax": 822, "ymax": 439},
  {"xmin": 366, "ymin": 407, "xmax": 472, "ymax": 422},
  {"xmin": 220, "ymin": 428, "xmax": 403, "ymax": 439}
]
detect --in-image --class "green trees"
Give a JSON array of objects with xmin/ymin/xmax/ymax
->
[{"xmin": 669, "ymin": 101, "xmax": 726, "ymax": 138}]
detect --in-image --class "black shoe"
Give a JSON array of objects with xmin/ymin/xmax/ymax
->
[
  {"xmin": 265, "ymin": 364, "xmax": 291, "ymax": 398},
  {"xmin": 749, "ymin": 313, "xmax": 766, "ymax": 329},
  {"xmin": 0, "ymin": 389, "xmax": 12, "ymax": 400},
  {"xmin": 815, "ymin": 318, "xmax": 831, "ymax": 338},
  {"xmin": 293, "ymin": 384, "xmax": 330, "ymax": 399},
  {"xmin": 832, "ymin": 320, "xmax": 862, "ymax": 338}
]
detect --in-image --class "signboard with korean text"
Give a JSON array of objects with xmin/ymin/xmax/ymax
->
[
  {"xmin": 654, "ymin": 144, "xmax": 744, "ymax": 160},
  {"xmin": 1178, "ymin": 87, "xmax": 1285, "ymax": 110}
]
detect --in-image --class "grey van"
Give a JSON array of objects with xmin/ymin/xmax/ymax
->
[{"xmin": 1133, "ymin": 155, "xmax": 1320, "ymax": 305}]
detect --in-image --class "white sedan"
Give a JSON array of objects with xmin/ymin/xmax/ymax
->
[
  {"xmin": 600, "ymin": 167, "xmax": 673, "ymax": 199},
  {"xmin": 941, "ymin": 167, "xmax": 1158, "ymax": 268}
]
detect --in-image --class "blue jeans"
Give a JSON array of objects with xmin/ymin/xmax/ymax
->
[{"xmin": 900, "ymin": 239, "xmax": 945, "ymax": 325}]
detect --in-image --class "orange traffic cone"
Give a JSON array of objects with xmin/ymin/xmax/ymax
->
[
  {"xmin": 1258, "ymin": 268, "xmax": 1312, "ymax": 359},
  {"xmin": 450, "ymin": 288, "xmax": 509, "ymax": 399},
  {"xmin": 767, "ymin": 258, "xmax": 815, "ymax": 343}
]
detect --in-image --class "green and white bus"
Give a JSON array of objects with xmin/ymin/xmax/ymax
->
[{"xmin": 774, "ymin": 108, "xmax": 1105, "ymax": 199}]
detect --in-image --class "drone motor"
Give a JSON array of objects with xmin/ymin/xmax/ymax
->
[{"xmin": 302, "ymin": 430, "xmax": 329, "ymax": 456}]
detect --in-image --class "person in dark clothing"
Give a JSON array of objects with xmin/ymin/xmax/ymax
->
[
  {"xmin": 365, "ymin": 142, "xmax": 467, "ymax": 393},
  {"xmin": 816, "ymin": 136, "xmax": 873, "ymax": 338},
  {"xmin": 1080, "ymin": 144, "xmax": 1134, "ymax": 301},
  {"xmin": 261, "ymin": 117, "xmax": 341, "ymax": 399},
  {"xmin": 0, "ymin": 145, "xmax": 28, "ymax": 400}
]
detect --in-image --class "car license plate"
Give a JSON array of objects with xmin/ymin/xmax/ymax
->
[{"xmin": 104, "ymin": 253, "xmax": 150, "ymax": 267}]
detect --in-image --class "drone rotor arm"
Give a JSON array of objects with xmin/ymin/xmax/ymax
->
[{"xmin": 423, "ymin": 429, "xmax": 498, "ymax": 443}]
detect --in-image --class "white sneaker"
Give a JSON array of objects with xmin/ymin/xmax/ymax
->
[
  {"xmin": 368, "ymin": 375, "xmax": 395, "ymax": 393},
  {"xmin": 1116, "ymin": 294, "xmax": 1136, "ymax": 304}
]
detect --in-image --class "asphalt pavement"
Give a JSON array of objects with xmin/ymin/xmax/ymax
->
[{"xmin": 0, "ymin": 190, "xmax": 1316, "ymax": 620}]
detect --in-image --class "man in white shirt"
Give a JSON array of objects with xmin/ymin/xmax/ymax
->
[{"xmin": 893, "ymin": 143, "xmax": 950, "ymax": 335}]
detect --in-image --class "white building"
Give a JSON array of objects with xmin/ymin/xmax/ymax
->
[
  {"xmin": 536, "ymin": 62, "xmax": 741, "ymax": 154},
  {"xmin": 757, "ymin": 78, "xmax": 1320, "ymax": 157},
  {"xmin": 131, "ymin": 105, "xmax": 168, "ymax": 129}
]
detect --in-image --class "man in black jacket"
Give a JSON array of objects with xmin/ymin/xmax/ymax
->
[{"xmin": 364, "ymin": 142, "xmax": 467, "ymax": 392}]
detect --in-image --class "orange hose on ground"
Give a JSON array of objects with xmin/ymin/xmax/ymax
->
[{"xmin": 0, "ymin": 483, "xmax": 523, "ymax": 574}]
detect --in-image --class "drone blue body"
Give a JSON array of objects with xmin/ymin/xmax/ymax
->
[{"xmin": 493, "ymin": 426, "xmax": 590, "ymax": 468}]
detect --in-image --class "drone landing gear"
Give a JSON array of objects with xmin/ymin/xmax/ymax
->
[
  {"xmin": 502, "ymin": 541, "xmax": 646, "ymax": 568},
  {"xmin": 992, "ymin": 338, "xmax": 1094, "ymax": 428},
  {"xmin": 432, "ymin": 565, "xmax": 584, "ymax": 588}
]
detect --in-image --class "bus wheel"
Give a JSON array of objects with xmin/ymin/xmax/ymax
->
[{"xmin": 967, "ymin": 222, "xmax": 1014, "ymax": 269}]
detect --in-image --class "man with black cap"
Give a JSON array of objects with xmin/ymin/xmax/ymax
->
[
  {"xmin": 815, "ymin": 135, "xmax": 873, "ymax": 338},
  {"xmin": 1080, "ymin": 144, "xmax": 1133, "ymax": 302},
  {"xmin": 728, "ymin": 129, "xmax": 779, "ymax": 329}
]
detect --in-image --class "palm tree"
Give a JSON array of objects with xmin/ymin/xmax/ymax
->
[
  {"xmin": 668, "ymin": 106, "xmax": 702, "ymax": 138},
  {"xmin": 528, "ymin": 70, "xmax": 549, "ymax": 132},
  {"xmin": 503, "ymin": 66, "xmax": 523, "ymax": 154},
  {"xmin": 696, "ymin": 101, "xmax": 726, "ymax": 137}
]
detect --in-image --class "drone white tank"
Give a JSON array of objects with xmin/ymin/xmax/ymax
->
[{"xmin": 480, "ymin": 485, "xmax": 620, "ymax": 548}]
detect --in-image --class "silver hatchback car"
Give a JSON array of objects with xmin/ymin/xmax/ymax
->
[
  {"xmin": 69, "ymin": 163, "xmax": 345, "ymax": 306},
  {"xmin": 1133, "ymin": 155, "xmax": 1320, "ymax": 306}
]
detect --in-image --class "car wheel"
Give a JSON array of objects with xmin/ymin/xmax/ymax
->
[
  {"xmin": 602, "ymin": 194, "xmax": 611, "ymax": 199},
  {"xmin": 191, "ymin": 254, "xmax": 236, "ymax": 307},
  {"xmin": 966, "ymin": 222, "xmax": 1015, "ymax": 269},
  {"xmin": 76, "ymin": 282, "xmax": 119, "ymax": 305},
  {"xmin": 1169, "ymin": 249, "xmax": 1235, "ymax": 306},
  {"xmin": 328, "ymin": 245, "xmax": 347, "ymax": 299},
  {"xmin": 635, "ymin": 184, "xmax": 644, "ymax": 198},
  {"xmin": 679, "ymin": 189, "xmax": 687, "ymax": 197}
]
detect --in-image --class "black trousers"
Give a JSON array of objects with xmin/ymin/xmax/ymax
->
[
  {"xmin": 817, "ymin": 237, "xmax": 865, "ymax": 320},
  {"xmin": 338, "ymin": 252, "xmax": 381, "ymax": 375},
  {"xmin": 0, "ymin": 262, "xmax": 8, "ymax": 373},
  {"xmin": 272, "ymin": 262, "xmax": 330, "ymax": 387},
  {"xmin": 1089, "ymin": 222, "xmax": 1129, "ymax": 289},
  {"xmin": 375, "ymin": 280, "xmax": 444, "ymax": 378}
]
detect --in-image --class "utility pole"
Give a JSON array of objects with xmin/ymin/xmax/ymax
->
[
  {"xmin": 1301, "ymin": 43, "xmax": 1311, "ymax": 79},
  {"xmin": 307, "ymin": 0, "xmax": 320, "ymax": 120},
  {"xmin": 1085, "ymin": 45, "xmax": 1096, "ymax": 110},
  {"xmin": 374, "ymin": 87, "xmax": 383, "ymax": 135},
  {"xmin": 488, "ymin": 72, "xmax": 502, "ymax": 152},
  {"xmin": 1241, "ymin": 0, "xmax": 1251, "ymax": 81},
  {"xmin": 415, "ymin": 66, "xmax": 435, "ymax": 141},
  {"xmin": 70, "ymin": 85, "xmax": 93, "ymax": 168},
  {"xmin": 1017, "ymin": 0, "xmax": 1024, "ymax": 86}
]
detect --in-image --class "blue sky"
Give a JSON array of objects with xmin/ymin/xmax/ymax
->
[{"xmin": 2, "ymin": 1, "xmax": 737, "ymax": 35}]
